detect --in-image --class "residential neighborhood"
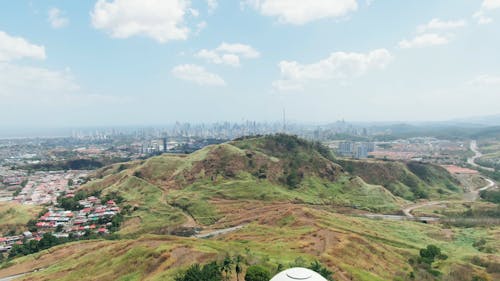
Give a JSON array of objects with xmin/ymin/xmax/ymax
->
[{"xmin": 0, "ymin": 195, "xmax": 120, "ymax": 254}]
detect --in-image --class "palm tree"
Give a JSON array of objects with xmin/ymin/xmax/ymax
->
[
  {"xmin": 221, "ymin": 255, "xmax": 233, "ymax": 281},
  {"xmin": 234, "ymin": 255, "xmax": 243, "ymax": 281}
]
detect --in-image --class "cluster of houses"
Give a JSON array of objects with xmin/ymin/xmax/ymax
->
[
  {"xmin": 37, "ymin": 196, "xmax": 120, "ymax": 236},
  {"xmin": 0, "ymin": 231, "xmax": 37, "ymax": 253},
  {"xmin": 0, "ymin": 196, "xmax": 120, "ymax": 254},
  {"xmin": 15, "ymin": 171, "xmax": 89, "ymax": 205}
]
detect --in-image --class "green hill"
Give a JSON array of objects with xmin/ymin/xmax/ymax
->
[
  {"xmin": 337, "ymin": 159, "xmax": 461, "ymax": 200},
  {"xmin": 82, "ymin": 135, "xmax": 402, "ymax": 235}
]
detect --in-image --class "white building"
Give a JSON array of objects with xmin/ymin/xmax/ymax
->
[{"xmin": 270, "ymin": 268, "xmax": 328, "ymax": 281}]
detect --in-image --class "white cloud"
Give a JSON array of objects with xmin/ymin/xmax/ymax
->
[
  {"xmin": 474, "ymin": 0, "xmax": 500, "ymax": 24},
  {"xmin": 195, "ymin": 42, "xmax": 260, "ymax": 67},
  {"xmin": 0, "ymin": 63, "xmax": 131, "ymax": 108},
  {"xmin": 482, "ymin": 0, "xmax": 500, "ymax": 10},
  {"xmin": 398, "ymin": 33, "xmax": 449, "ymax": 49},
  {"xmin": 91, "ymin": 0, "xmax": 191, "ymax": 43},
  {"xmin": 243, "ymin": 0, "xmax": 358, "ymax": 25},
  {"xmin": 195, "ymin": 21, "xmax": 207, "ymax": 35},
  {"xmin": 0, "ymin": 31, "xmax": 46, "ymax": 62},
  {"xmin": 171, "ymin": 64, "xmax": 226, "ymax": 86},
  {"xmin": 216, "ymin": 43, "xmax": 260, "ymax": 58},
  {"xmin": 273, "ymin": 48, "xmax": 392, "ymax": 91},
  {"xmin": 468, "ymin": 74, "xmax": 500, "ymax": 86},
  {"xmin": 48, "ymin": 8, "xmax": 69, "ymax": 29},
  {"xmin": 207, "ymin": 0, "xmax": 218, "ymax": 13},
  {"xmin": 0, "ymin": 63, "xmax": 79, "ymax": 99},
  {"xmin": 417, "ymin": 18, "xmax": 466, "ymax": 33},
  {"xmin": 473, "ymin": 11, "xmax": 494, "ymax": 25}
]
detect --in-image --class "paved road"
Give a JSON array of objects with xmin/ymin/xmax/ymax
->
[
  {"xmin": 402, "ymin": 176, "xmax": 497, "ymax": 218},
  {"xmin": 402, "ymin": 201, "xmax": 447, "ymax": 218},
  {"xmin": 468, "ymin": 140, "xmax": 495, "ymax": 172},
  {"xmin": 193, "ymin": 224, "xmax": 246, "ymax": 239},
  {"xmin": 364, "ymin": 214, "xmax": 439, "ymax": 222},
  {"xmin": 0, "ymin": 273, "xmax": 28, "ymax": 281}
]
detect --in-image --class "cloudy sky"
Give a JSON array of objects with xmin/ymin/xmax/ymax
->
[{"xmin": 1, "ymin": 0, "xmax": 500, "ymax": 128}]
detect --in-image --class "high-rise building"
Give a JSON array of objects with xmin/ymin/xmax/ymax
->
[{"xmin": 338, "ymin": 142, "xmax": 354, "ymax": 157}]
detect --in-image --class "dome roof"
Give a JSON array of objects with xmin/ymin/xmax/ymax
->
[{"xmin": 270, "ymin": 267, "xmax": 328, "ymax": 281}]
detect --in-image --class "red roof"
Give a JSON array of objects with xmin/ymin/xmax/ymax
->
[{"xmin": 98, "ymin": 228, "xmax": 107, "ymax": 232}]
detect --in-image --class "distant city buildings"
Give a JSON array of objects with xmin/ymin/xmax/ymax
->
[{"xmin": 337, "ymin": 142, "xmax": 376, "ymax": 159}]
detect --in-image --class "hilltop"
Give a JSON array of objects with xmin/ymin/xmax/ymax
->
[{"xmin": 81, "ymin": 135, "xmax": 402, "ymax": 235}]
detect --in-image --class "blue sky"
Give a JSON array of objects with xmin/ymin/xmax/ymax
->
[{"xmin": 1, "ymin": 0, "xmax": 500, "ymax": 128}]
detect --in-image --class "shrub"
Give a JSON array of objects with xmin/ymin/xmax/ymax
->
[{"xmin": 245, "ymin": 265, "xmax": 271, "ymax": 281}]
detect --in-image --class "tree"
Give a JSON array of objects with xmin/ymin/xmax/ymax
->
[
  {"xmin": 56, "ymin": 224, "xmax": 64, "ymax": 233},
  {"xmin": 234, "ymin": 255, "xmax": 243, "ymax": 281},
  {"xmin": 27, "ymin": 219, "xmax": 38, "ymax": 232},
  {"xmin": 175, "ymin": 261, "xmax": 222, "ymax": 281},
  {"xmin": 245, "ymin": 265, "xmax": 270, "ymax": 281},
  {"xmin": 309, "ymin": 261, "xmax": 334, "ymax": 281},
  {"xmin": 221, "ymin": 255, "xmax": 233, "ymax": 281},
  {"xmin": 419, "ymin": 245, "xmax": 443, "ymax": 264}
]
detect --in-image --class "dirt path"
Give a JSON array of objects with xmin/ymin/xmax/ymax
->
[{"xmin": 181, "ymin": 211, "xmax": 198, "ymax": 228}]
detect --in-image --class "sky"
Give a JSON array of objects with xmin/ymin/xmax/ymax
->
[{"xmin": 1, "ymin": 0, "xmax": 500, "ymax": 128}]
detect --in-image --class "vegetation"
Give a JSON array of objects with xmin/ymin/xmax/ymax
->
[
  {"xmin": 2, "ymin": 135, "xmax": 498, "ymax": 281},
  {"xmin": 8, "ymin": 233, "xmax": 60, "ymax": 258},
  {"xmin": 175, "ymin": 261, "xmax": 222, "ymax": 281},
  {"xmin": 480, "ymin": 189, "xmax": 500, "ymax": 204},
  {"xmin": 309, "ymin": 260, "xmax": 334, "ymax": 281},
  {"xmin": 337, "ymin": 159, "xmax": 461, "ymax": 200},
  {"xmin": 245, "ymin": 265, "xmax": 270, "ymax": 281},
  {"xmin": 0, "ymin": 203, "xmax": 41, "ymax": 235},
  {"xmin": 57, "ymin": 190, "xmax": 101, "ymax": 211}
]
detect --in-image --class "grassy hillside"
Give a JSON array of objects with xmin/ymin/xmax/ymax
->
[
  {"xmin": 2, "ymin": 135, "xmax": 492, "ymax": 281},
  {"xmin": 337, "ymin": 159, "xmax": 461, "ymax": 200},
  {"xmin": 1, "ymin": 204, "xmax": 498, "ymax": 281},
  {"xmin": 79, "ymin": 135, "xmax": 403, "ymax": 235},
  {"xmin": 0, "ymin": 203, "xmax": 41, "ymax": 235}
]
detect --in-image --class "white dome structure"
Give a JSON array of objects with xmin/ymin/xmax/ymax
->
[{"xmin": 270, "ymin": 267, "xmax": 328, "ymax": 281}]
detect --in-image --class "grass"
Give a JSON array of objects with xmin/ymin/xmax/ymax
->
[
  {"xmin": 338, "ymin": 159, "xmax": 463, "ymax": 201},
  {"xmin": 0, "ymin": 203, "xmax": 41, "ymax": 235},
  {"xmin": 101, "ymin": 176, "xmax": 185, "ymax": 235},
  {"xmin": 2, "ymin": 205, "xmax": 499, "ymax": 281}
]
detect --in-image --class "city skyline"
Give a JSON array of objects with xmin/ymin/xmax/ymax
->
[{"xmin": 1, "ymin": 0, "xmax": 500, "ymax": 127}]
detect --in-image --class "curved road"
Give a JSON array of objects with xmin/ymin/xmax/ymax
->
[
  {"xmin": 402, "ymin": 140, "xmax": 499, "ymax": 218},
  {"xmin": 402, "ymin": 176, "xmax": 497, "ymax": 218},
  {"xmin": 468, "ymin": 140, "xmax": 495, "ymax": 172}
]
